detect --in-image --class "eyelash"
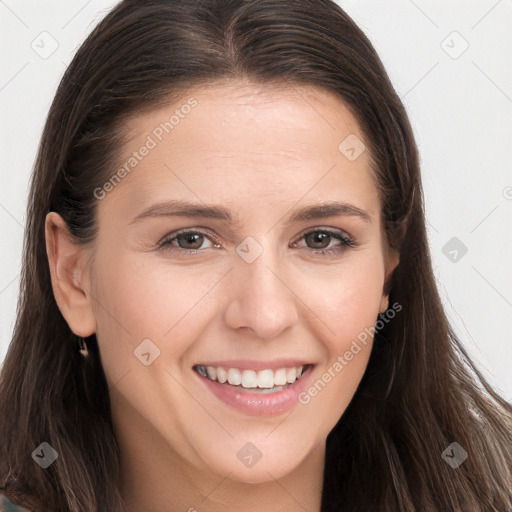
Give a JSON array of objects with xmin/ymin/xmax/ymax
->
[{"xmin": 157, "ymin": 227, "xmax": 356, "ymax": 257}]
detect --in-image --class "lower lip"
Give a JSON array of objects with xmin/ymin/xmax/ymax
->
[{"xmin": 195, "ymin": 366, "xmax": 314, "ymax": 417}]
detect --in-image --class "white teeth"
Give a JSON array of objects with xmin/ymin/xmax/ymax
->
[
  {"xmin": 241, "ymin": 370, "xmax": 258, "ymax": 388},
  {"xmin": 227, "ymin": 368, "xmax": 242, "ymax": 386},
  {"xmin": 196, "ymin": 364, "xmax": 306, "ymax": 390},
  {"xmin": 257, "ymin": 369, "xmax": 274, "ymax": 388},
  {"xmin": 216, "ymin": 367, "xmax": 227, "ymax": 384},
  {"xmin": 274, "ymin": 368, "xmax": 287, "ymax": 386},
  {"xmin": 286, "ymin": 367, "xmax": 297, "ymax": 384}
]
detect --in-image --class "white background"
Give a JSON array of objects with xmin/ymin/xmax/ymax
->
[{"xmin": 1, "ymin": 1, "xmax": 511, "ymax": 401}]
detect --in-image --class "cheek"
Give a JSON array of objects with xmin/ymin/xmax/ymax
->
[
  {"xmin": 90, "ymin": 254, "xmax": 226, "ymax": 376},
  {"xmin": 291, "ymin": 252, "xmax": 384, "ymax": 414},
  {"xmin": 291, "ymin": 250, "xmax": 386, "ymax": 340},
  {"xmin": 295, "ymin": 273, "xmax": 380, "ymax": 428}
]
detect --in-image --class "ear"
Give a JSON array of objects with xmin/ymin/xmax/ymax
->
[
  {"xmin": 379, "ymin": 250, "xmax": 399, "ymax": 314},
  {"xmin": 45, "ymin": 212, "xmax": 96, "ymax": 337}
]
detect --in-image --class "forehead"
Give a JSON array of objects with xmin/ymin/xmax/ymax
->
[
  {"xmin": 103, "ymin": 81, "xmax": 379, "ymax": 219},
  {"xmin": 124, "ymin": 80, "xmax": 365, "ymax": 152}
]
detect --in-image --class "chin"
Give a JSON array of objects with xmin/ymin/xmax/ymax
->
[{"xmin": 195, "ymin": 433, "xmax": 319, "ymax": 485}]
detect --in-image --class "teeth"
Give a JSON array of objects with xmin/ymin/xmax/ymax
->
[
  {"xmin": 196, "ymin": 365, "xmax": 207, "ymax": 377},
  {"xmin": 196, "ymin": 364, "xmax": 306, "ymax": 389},
  {"xmin": 241, "ymin": 370, "xmax": 257, "ymax": 388},
  {"xmin": 274, "ymin": 368, "xmax": 287, "ymax": 386},
  {"xmin": 228, "ymin": 368, "xmax": 242, "ymax": 386},
  {"xmin": 257, "ymin": 369, "xmax": 274, "ymax": 388},
  {"xmin": 216, "ymin": 367, "xmax": 227, "ymax": 383},
  {"xmin": 286, "ymin": 367, "xmax": 297, "ymax": 383}
]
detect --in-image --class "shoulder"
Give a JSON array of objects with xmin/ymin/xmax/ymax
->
[{"xmin": 0, "ymin": 491, "xmax": 33, "ymax": 512}]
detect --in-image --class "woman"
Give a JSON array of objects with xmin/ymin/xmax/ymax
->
[{"xmin": 1, "ymin": 0, "xmax": 511, "ymax": 511}]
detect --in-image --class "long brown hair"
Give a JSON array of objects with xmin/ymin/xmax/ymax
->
[{"xmin": 1, "ymin": 1, "xmax": 511, "ymax": 510}]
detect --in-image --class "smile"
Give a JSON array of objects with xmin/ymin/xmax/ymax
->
[
  {"xmin": 194, "ymin": 364, "xmax": 308, "ymax": 393},
  {"xmin": 193, "ymin": 362, "xmax": 314, "ymax": 416}
]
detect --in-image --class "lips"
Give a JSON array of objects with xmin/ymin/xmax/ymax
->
[{"xmin": 193, "ymin": 361, "xmax": 315, "ymax": 416}]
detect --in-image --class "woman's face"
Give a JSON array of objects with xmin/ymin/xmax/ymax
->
[{"xmin": 80, "ymin": 81, "xmax": 397, "ymax": 484}]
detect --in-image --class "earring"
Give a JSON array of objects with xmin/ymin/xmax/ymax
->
[{"xmin": 78, "ymin": 337, "xmax": 89, "ymax": 358}]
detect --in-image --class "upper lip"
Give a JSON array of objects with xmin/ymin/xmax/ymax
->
[{"xmin": 194, "ymin": 359, "xmax": 314, "ymax": 371}]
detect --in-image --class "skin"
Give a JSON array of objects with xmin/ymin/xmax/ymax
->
[{"xmin": 46, "ymin": 79, "xmax": 399, "ymax": 512}]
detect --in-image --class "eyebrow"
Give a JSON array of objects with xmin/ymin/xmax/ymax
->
[{"xmin": 129, "ymin": 199, "xmax": 372, "ymax": 226}]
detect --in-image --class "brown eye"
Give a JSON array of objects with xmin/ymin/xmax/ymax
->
[
  {"xmin": 305, "ymin": 232, "xmax": 333, "ymax": 249},
  {"xmin": 176, "ymin": 233, "xmax": 205, "ymax": 250},
  {"xmin": 158, "ymin": 230, "xmax": 219, "ymax": 254},
  {"xmin": 292, "ymin": 228, "xmax": 355, "ymax": 256}
]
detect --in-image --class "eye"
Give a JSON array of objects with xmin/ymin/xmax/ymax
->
[
  {"xmin": 157, "ymin": 229, "xmax": 221, "ymax": 254},
  {"xmin": 290, "ymin": 228, "xmax": 356, "ymax": 256}
]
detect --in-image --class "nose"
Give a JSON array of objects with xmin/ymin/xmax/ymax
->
[{"xmin": 223, "ymin": 248, "xmax": 300, "ymax": 340}]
